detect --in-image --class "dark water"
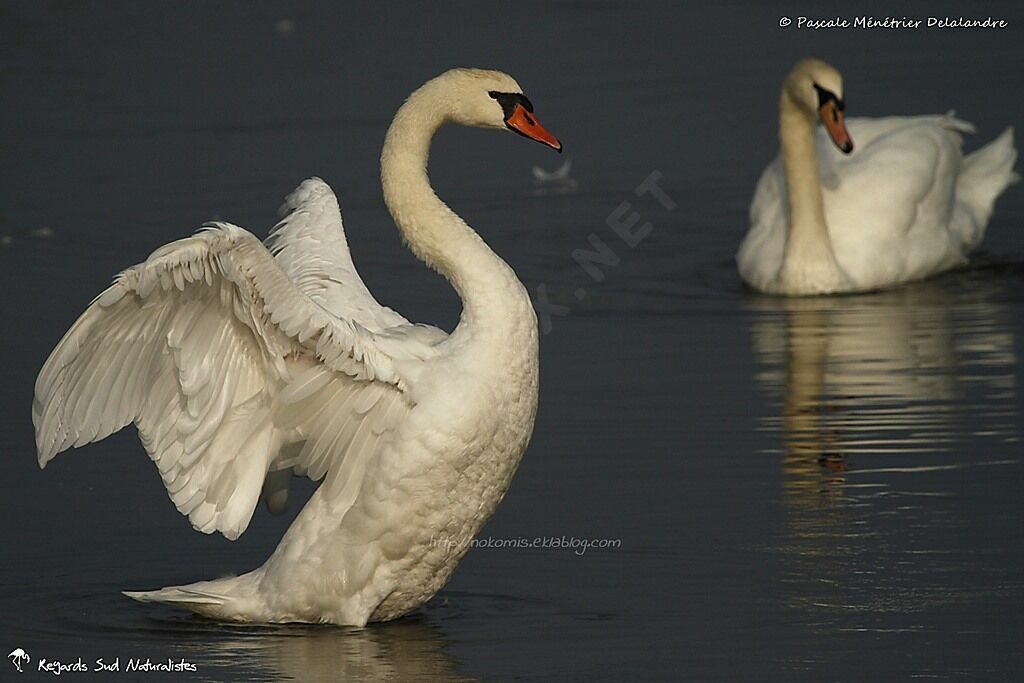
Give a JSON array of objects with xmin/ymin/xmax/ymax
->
[{"xmin": 2, "ymin": 1, "xmax": 1023, "ymax": 680}]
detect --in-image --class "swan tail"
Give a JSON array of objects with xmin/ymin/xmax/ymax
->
[
  {"xmin": 955, "ymin": 127, "xmax": 1018, "ymax": 248},
  {"xmin": 963, "ymin": 127, "xmax": 1018, "ymax": 185},
  {"xmin": 123, "ymin": 586, "xmax": 226, "ymax": 607},
  {"xmin": 123, "ymin": 574, "xmax": 260, "ymax": 620}
]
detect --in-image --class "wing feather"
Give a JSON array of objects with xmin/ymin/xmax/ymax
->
[
  {"xmin": 34, "ymin": 221, "xmax": 435, "ymax": 540},
  {"xmin": 266, "ymin": 178, "xmax": 410, "ymax": 331}
]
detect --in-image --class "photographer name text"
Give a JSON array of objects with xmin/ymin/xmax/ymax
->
[{"xmin": 781, "ymin": 16, "xmax": 1007, "ymax": 30}]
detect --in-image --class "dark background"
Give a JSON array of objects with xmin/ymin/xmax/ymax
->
[{"xmin": 2, "ymin": 1, "xmax": 1022, "ymax": 680}]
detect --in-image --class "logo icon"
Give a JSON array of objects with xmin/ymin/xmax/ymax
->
[{"xmin": 8, "ymin": 648, "xmax": 30, "ymax": 673}]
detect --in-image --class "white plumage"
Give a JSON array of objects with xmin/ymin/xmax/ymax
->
[
  {"xmin": 738, "ymin": 59, "xmax": 1018, "ymax": 296},
  {"xmin": 36, "ymin": 223, "xmax": 418, "ymax": 540},
  {"xmin": 33, "ymin": 68, "xmax": 561, "ymax": 626}
]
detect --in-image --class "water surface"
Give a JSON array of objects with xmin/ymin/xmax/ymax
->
[{"xmin": 2, "ymin": 2, "xmax": 1023, "ymax": 680}]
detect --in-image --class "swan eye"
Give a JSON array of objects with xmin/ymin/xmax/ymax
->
[
  {"xmin": 813, "ymin": 83, "xmax": 830, "ymax": 107},
  {"xmin": 488, "ymin": 91, "xmax": 535, "ymax": 119},
  {"xmin": 812, "ymin": 83, "xmax": 846, "ymax": 115}
]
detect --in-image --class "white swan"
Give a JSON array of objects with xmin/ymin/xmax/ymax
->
[
  {"xmin": 32, "ymin": 68, "xmax": 561, "ymax": 626},
  {"xmin": 738, "ymin": 58, "xmax": 1018, "ymax": 295}
]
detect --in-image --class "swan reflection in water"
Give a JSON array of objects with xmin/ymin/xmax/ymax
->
[
  {"xmin": 180, "ymin": 615, "xmax": 472, "ymax": 683},
  {"xmin": 748, "ymin": 271, "xmax": 1019, "ymax": 619}
]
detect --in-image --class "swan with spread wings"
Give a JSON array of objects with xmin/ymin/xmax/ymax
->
[{"xmin": 33, "ymin": 68, "xmax": 561, "ymax": 626}]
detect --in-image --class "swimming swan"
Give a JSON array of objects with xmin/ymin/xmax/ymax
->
[
  {"xmin": 738, "ymin": 58, "xmax": 1017, "ymax": 296},
  {"xmin": 33, "ymin": 68, "xmax": 561, "ymax": 626}
]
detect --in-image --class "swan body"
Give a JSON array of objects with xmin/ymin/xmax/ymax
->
[
  {"xmin": 33, "ymin": 68, "xmax": 561, "ymax": 626},
  {"xmin": 738, "ymin": 58, "xmax": 1018, "ymax": 296}
]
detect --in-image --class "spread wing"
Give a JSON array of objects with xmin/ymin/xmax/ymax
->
[
  {"xmin": 34, "ymin": 221, "xmax": 443, "ymax": 540},
  {"xmin": 265, "ymin": 177, "xmax": 410, "ymax": 331}
]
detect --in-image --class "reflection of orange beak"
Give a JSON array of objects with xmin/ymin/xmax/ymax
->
[
  {"xmin": 505, "ymin": 103, "xmax": 562, "ymax": 152},
  {"xmin": 819, "ymin": 100, "xmax": 853, "ymax": 154}
]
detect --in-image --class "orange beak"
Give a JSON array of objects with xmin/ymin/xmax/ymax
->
[
  {"xmin": 505, "ymin": 103, "xmax": 562, "ymax": 152},
  {"xmin": 819, "ymin": 100, "xmax": 853, "ymax": 154}
]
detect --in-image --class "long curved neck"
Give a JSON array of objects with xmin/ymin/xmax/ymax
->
[
  {"xmin": 380, "ymin": 83, "xmax": 528, "ymax": 333},
  {"xmin": 778, "ymin": 91, "xmax": 844, "ymax": 290}
]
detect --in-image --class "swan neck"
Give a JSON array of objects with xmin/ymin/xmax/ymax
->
[
  {"xmin": 780, "ymin": 93, "xmax": 831, "ymax": 247},
  {"xmin": 380, "ymin": 83, "xmax": 527, "ymax": 330},
  {"xmin": 776, "ymin": 91, "xmax": 847, "ymax": 292}
]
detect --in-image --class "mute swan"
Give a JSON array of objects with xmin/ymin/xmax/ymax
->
[
  {"xmin": 737, "ymin": 58, "xmax": 1018, "ymax": 296},
  {"xmin": 33, "ymin": 68, "xmax": 561, "ymax": 626}
]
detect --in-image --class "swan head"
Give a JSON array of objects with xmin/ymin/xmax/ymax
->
[
  {"xmin": 433, "ymin": 68, "xmax": 562, "ymax": 152},
  {"xmin": 784, "ymin": 58, "xmax": 854, "ymax": 154}
]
